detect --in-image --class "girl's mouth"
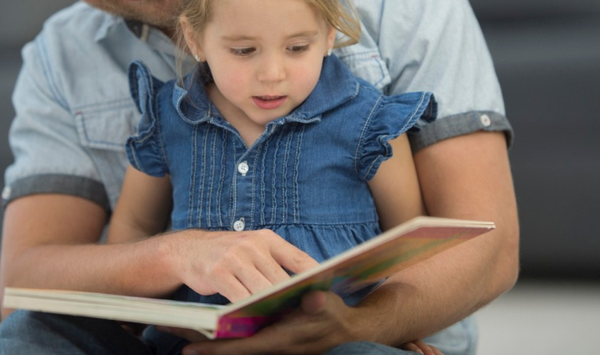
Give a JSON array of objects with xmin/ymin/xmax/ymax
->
[{"xmin": 252, "ymin": 96, "xmax": 287, "ymax": 110}]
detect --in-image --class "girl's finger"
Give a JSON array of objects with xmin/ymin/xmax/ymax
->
[{"xmin": 401, "ymin": 342, "xmax": 424, "ymax": 355}]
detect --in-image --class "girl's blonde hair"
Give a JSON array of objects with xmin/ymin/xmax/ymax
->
[{"xmin": 175, "ymin": 0, "xmax": 361, "ymax": 79}]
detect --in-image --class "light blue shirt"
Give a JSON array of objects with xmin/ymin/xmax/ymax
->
[{"xmin": 2, "ymin": 1, "xmax": 510, "ymax": 353}]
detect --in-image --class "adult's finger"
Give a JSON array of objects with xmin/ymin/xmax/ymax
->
[
  {"xmin": 234, "ymin": 264, "xmax": 278, "ymax": 296},
  {"xmin": 210, "ymin": 273, "xmax": 251, "ymax": 303},
  {"xmin": 253, "ymin": 256, "xmax": 293, "ymax": 285},
  {"xmin": 270, "ymin": 238, "xmax": 319, "ymax": 275}
]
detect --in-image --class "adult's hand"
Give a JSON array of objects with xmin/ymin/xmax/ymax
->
[
  {"xmin": 160, "ymin": 290, "xmax": 364, "ymax": 355},
  {"xmin": 168, "ymin": 229, "xmax": 319, "ymax": 302}
]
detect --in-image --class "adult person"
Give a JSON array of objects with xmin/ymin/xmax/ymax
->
[{"xmin": 0, "ymin": 0, "xmax": 519, "ymax": 354}]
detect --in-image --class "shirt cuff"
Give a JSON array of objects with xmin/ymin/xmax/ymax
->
[
  {"xmin": 408, "ymin": 111, "xmax": 514, "ymax": 153},
  {"xmin": 2, "ymin": 174, "xmax": 110, "ymax": 211}
]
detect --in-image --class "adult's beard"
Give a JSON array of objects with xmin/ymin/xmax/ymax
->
[{"xmin": 82, "ymin": 0, "xmax": 180, "ymax": 32}]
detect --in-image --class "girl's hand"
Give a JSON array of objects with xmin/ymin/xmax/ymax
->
[
  {"xmin": 401, "ymin": 340, "xmax": 445, "ymax": 355},
  {"xmin": 168, "ymin": 229, "xmax": 319, "ymax": 302}
]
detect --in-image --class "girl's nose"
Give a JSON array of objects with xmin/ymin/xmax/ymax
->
[{"xmin": 257, "ymin": 53, "xmax": 286, "ymax": 83}]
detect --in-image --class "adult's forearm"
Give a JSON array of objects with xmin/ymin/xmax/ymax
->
[
  {"xmin": 0, "ymin": 195, "xmax": 182, "ymax": 318},
  {"xmin": 3, "ymin": 241, "xmax": 180, "ymax": 295},
  {"xmin": 413, "ymin": 131, "xmax": 520, "ymax": 306},
  {"xmin": 359, "ymin": 132, "xmax": 520, "ymax": 345}
]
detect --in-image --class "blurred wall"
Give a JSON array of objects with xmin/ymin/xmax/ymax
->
[
  {"xmin": 1, "ymin": 1, "xmax": 599, "ymax": 280},
  {"xmin": 471, "ymin": 0, "xmax": 600, "ymax": 279},
  {"xmin": 0, "ymin": 0, "xmax": 76, "ymax": 48}
]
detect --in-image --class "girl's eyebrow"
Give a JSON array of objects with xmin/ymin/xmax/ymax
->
[{"xmin": 222, "ymin": 31, "xmax": 319, "ymax": 42}]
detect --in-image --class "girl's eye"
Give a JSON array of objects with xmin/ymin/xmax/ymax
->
[
  {"xmin": 288, "ymin": 45, "xmax": 309, "ymax": 54},
  {"xmin": 230, "ymin": 47, "xmax": 256, "ymax": 56}
]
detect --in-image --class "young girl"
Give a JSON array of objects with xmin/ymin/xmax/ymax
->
[{"xmin": 109, "ymin": 0, "xmax": 436, "ymax": 352}]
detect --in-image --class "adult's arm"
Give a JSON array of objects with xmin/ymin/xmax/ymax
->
[
  {"xmin": 0, "ymin": 194, "xmax": 183, "ymax": 319},
  {"xmin": 0, "ymin": 194, "xmax": 318, "ymax": 319},
  {"xmin": 367, "ymin": 130, "xmax": 519, "ymax": 343},
  {"xmin": 353, "ymin": 0, "xmax": 520, "ymax": 330}
]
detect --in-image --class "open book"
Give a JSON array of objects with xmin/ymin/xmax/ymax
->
[{"xmin": 3, "ymin": 216, "xmax": 494, "ymax": 339}]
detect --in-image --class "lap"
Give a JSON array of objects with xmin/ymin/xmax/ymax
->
[
  {"xmin": 0, "ymin": 311, "xmax": 477, "ymax": 355},
  {"xmin": 0, "ymin": 310, "xmax": 154, "ymax": 355}
]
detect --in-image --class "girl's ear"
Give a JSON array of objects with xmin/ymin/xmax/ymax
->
[
  {"xmin": 325, "ymin": 26, "xmax": 336, "ymax": 55},
  {"xmin": 180, "ymin": 17, "xmax": 206, "ymax": 61}
]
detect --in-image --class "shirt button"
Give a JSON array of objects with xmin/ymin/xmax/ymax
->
[
  {"xmin": 238, "ymin": 161, "xmax": 249, "ymax": 176},
  {"xmin": 480, "ymin": 114, "xmax": 492, "ymax": 127},
  {"xmin": 233, "ymin": 218, "xmax": 245, "ymax": 232},
  {"xmin": 2, "ymin": 186, "xmax": 11, "ymax": 200}
]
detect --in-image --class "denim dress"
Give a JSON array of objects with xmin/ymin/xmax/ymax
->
[{"xmin": 126, "ymin": 55, "xmax": 436, "ymax": 307}]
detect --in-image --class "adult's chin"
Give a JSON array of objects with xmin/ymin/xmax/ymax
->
[{"xmin": 81, "ymin": 0, "xmax": 179, "ymax": 30}]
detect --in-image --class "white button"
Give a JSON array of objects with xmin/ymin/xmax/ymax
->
[
  {"xmin": 2, "ymin": 186, "xmax": 11, "ymax": 200},
  {"xmin": 233, "ymin": 218, "xmax": 245, "ymax": 232},
  {"xmin": 480, "ymin": 114, "xmax": 492, "ymax": 127},
  {"xmin": 238, "ymin": 161, "xmax": 249, "ymax": 176}
]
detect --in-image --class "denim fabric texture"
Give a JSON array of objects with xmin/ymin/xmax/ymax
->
[{"xmin": 1, "ymin": 1, "xmax": 504, "ymax": 353}]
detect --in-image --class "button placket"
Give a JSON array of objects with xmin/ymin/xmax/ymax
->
[{"xmin": 234, "ymin": 151, "xmax": 251, "ymax": 231}]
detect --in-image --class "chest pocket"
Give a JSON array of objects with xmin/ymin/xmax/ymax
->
[
  {"xmin": 334, "ymin": 48, "xmax": 391, "ymax": 92},
  {"xmin": 74, "ymin": 98, "xmax": 139, "ymax": 152}
]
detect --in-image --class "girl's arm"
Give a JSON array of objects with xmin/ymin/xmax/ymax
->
[
  {"xmin": 106, "ymin": 165, "xmax": 172, "ymax": 244},
  {"xmin": 367, "ymin": 133, "xmax": 425, "ymax": 231}
]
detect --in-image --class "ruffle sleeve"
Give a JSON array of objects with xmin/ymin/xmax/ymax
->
[
  {"xmin": 125, "ymin": 61, "xmax": 169, "ymax": 177},
  {"xmin": 357, "ymin": 92, "xmax": 437, "ymax": 181}
]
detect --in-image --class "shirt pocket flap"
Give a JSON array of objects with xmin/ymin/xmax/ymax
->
[
  {"xmin": 336, "ymin": 49, "xmax": 391, "ymax": 91},
  {"xmin": 74, "ymin": 100, "xmax": 138, "ymax": 152}
]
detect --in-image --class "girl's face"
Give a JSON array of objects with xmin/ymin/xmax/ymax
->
[{"xmin": 184, "ymin": 0, "xmax": 336, "ymax": 127}]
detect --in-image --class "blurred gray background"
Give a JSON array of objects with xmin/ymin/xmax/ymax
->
[{"xmin": 1, "ymin": 0, "xmax": 599, "ymax": 353}]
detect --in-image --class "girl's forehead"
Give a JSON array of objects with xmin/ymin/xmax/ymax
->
[{"xmin": 208, "ymin": 0, "xmax": 326, "ymax": 27}]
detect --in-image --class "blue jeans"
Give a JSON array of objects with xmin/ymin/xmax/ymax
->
[{"xmin": 0, "ymin": 310, "xmax": 419, "ymax": 355}]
